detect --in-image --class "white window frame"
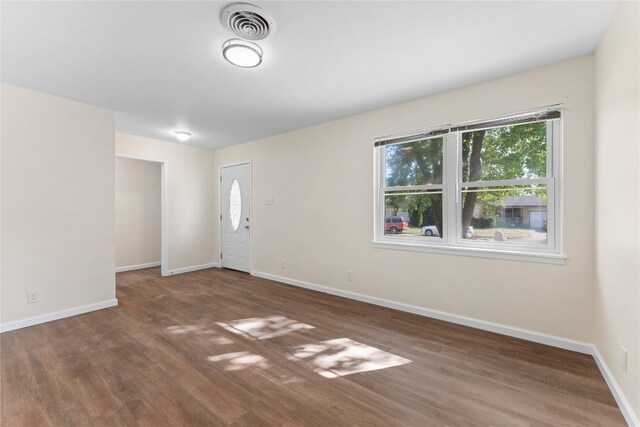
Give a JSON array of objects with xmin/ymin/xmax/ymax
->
[{"xmin": 373, "ymin": 106, "xmax": 565, "ymax": 264}]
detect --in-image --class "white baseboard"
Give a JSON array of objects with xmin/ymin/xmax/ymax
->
[
  {"xmin": 167, "ymin": 262, "xmax": 220, "ymax": 276},
  {"xmin": 0, "ymin": 298, "xmax": 118, "ymax": 333},
  {"xmin": 252, "ymin": 271, "xmax": 592, "ymax": 354},
  {"xmin": 115, "ymin": 262, "xmax": 161, "ymax": 273},
  {"xmin": 591, "ymin": 346, "xmax": 639, "ymax": 426},
  {"xmin": 252, "ymin": 270, "xmax": 638, "ymax": 426}
]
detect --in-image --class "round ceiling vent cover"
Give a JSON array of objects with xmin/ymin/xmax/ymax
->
[{"xmin": 221, "ymin": 3, "xmax": 276, "ymax": 41}]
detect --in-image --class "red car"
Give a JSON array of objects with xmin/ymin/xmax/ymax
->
[{"xmin": 385, "ymin": 216, "xmax": 409, "ymax": 234}]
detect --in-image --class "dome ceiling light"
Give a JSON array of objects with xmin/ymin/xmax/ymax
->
[
  {"xmin": 174, "ymin": 130, "xmax": 191, "ymax": 142},
  {"xmin": 222, "ymin": 39, "xmax": 263, "ymax": 68}
]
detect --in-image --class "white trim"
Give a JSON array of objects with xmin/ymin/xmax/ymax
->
[
  {"xmin": 384, "ymin": 184, "xmax": 444, "ymax": 192},
  {"xmin": 552, "ymin": 119, "xmax": 564, "ymax": 257},
  {"xmin": 115, "ymin": 262, "xmax": 161, "ymax": 273},
  {"xmin": 445, "ymin": 132, "xmax": 457, "ymax": 242},
  {"xmin": 252, "ymin": 271, "xmax": 588, "ymax": 352},
  {"xmin": 591, "ymin": 347, "xmax": 640, "ymax": 427},
  {"xmin": 218, "ymin": 161, "xmax": 252, "ymax": 273},
  {"xmin": 167, "ymin": 262, "xmax": 220, "ymax": 276},
  {"xmin": 461, "ymin": 178, "xmax": 549, "ymax": 188},
  {"xmin": 252, "ymin": 270, "xmax": 637, "ymax": 425},
  {"xmin": 115, "ymin": 153, "xmax": 169, "ymax": 276},
  {"xmin": 0, "ymin": 299, "xmax": 118, "ymax": 333},
  {"xmin": 373, "ymin": 147, "xmax": 383, "ymax": 241},
  {"xmin": 372, "ymin": 241, "xmax": 566, "ymax": 264}
]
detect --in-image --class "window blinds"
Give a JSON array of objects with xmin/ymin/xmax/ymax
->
[{"xmin": 374, "ymin": 105, "xmax": 561, "ymax": 148}]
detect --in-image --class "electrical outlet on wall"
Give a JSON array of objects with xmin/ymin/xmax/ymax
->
[
  {"xmin": 620, "ymin": 346, "xmax": 627, "ymax": 372},
  {"xmin": 346, "ymin": 271, "xmax": 352, "ymax": 282},
  {"xmin": 281, "ymin": 259, "xmax": 286, "ymax": 269},
  {"xmin": 27, "ymin": 290, "xmax": 39, "ymax": 304}
]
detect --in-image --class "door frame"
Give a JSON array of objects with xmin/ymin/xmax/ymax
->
[
  {"xmin": 219, "ymin": 161, "xmax": 252, "ymax": 273},
  {"xmin": 115, "ymin": 153, "xmax": 169, "ymax": 277}
]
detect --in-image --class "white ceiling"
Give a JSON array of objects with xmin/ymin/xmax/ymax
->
[{"xmin": 1, "ymin": 1, "xmax": 617, "ymax": 149}]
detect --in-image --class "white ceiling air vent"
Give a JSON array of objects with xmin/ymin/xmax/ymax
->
[{"xmin": 221, "ymin": 3, "xmax": 276, "ymax": 41}]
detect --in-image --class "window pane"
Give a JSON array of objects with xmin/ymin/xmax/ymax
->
[
  {"xmin": 462, "ymin": 122, "xmax": 547, "ymax": 183},
  {"xmin": 384, "ymin": 192, "xmax": 443, "ymax": 238},
  {"xmin": 385, "ymin": 137, "xmax": 443, "ymax": 187},
  {"xmin": 461, "ymin": 186, "xmax": 547, "ymax": 245},
  {"xmin": 229, "ymin": 179, "xmax": 242, "ymax": 231}
]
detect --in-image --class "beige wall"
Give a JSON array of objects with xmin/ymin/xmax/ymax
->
[
  {"xmin": 0, "ymin": 15, "xmax": 635, "ymax": 417},
  {"xmin": 1, "ymin": 84, "xmax": 116, "ymax": 325},
  {"xmin": 115, "ymin": 133, "xmax": 217, "ymax": 272},
  {"xmin": 594, "ymin": 1, "xmax": 640, "ymax": 419},
  {"xmin": 214, "ymin": 56, "xmax": 596, "ymax": 343},
  {"xmin": 115, "ymin": 157, "xmax": 161, "ymax": 268}
]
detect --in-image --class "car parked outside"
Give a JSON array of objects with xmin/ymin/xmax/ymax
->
[
  {"xmin": 385, "ymin": 216, "xmax": 409, "ymax": 234},
  {"xmin": 421, "ymin": 225, "xmax": 440, "ymax": 237}
]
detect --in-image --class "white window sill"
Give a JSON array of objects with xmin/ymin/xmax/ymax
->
[{"xmin": 372, "ymin": 240, "xmax": 566, "ymax": 264}]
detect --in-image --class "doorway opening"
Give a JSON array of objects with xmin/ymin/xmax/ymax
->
[{"xmin": 115, "ymin": 154, "xmax": 168, "ymax": 276}]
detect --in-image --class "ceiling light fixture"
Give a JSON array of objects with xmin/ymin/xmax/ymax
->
[
  {"xmin": 222, "ymin": 39, "xmax": 263, "ymax": 68},
  {"xmin": 174, "ymin": 130, "xmax": 192, "ymax": 142}
]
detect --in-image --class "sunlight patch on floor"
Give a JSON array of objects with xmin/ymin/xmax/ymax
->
[
  {"xmin": 287, "ymin": 338, "xmax": 411, "ymax": 378},
  {"xmin": 166, "ymin": 325, "xmax": 211, "ymax": 335},
  {"xmin": 216, "ymin": 315, "xmax": 314, "ymax": 340},
  {"xmin": 207, "ymin": 351, "xmax": 271, "ymax": 371},
  {"xmin": 165, "ymin": 325, "xmax": 234, "ymax": 345}
]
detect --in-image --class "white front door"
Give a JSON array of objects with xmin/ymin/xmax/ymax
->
[{"xmin": 221, "ymin": 163, "xmax": 251, "ymax": 272}]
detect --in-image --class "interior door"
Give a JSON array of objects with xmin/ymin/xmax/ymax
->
[{"xmin": 221, "ymin": 163, "xmax": 251, "ymax": 272}]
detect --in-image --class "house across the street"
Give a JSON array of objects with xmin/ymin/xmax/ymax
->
[{"xmin": 496, "ymin": 195, "xmax": 547, "ymax": 230}]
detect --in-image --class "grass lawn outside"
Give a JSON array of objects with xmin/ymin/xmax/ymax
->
[
  {"xmin": 390, "ymin": 227, "xmax": 535, "ymax": 240},
  {"xmin": 402, "ymin": 227, "xmax": 424, "ymax": 235},
  {"xmin": 472, "ymin": 228, "xmax": 533, "ymax": 239}
]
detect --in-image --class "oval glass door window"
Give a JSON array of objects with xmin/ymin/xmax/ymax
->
[{"xmin": 229, "ymin": 179, "xmax": 242, "ymax": 231}]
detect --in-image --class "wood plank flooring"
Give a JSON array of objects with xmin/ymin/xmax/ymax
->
[{"xmin": 1, "ymin": 267, "xmax": 626, "ymax": 426}]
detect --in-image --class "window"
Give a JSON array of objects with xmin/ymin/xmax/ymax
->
[
  {"xmin": 373, "ymin": 106, "xmax": 563, "ymax": 263},
  {"xmin": 504, "ymin": 208, "xmax": 522, "ymax": 218},
  {"xmin": 229, "ymin": 179, "xmax": 242, "ymax": 231}
]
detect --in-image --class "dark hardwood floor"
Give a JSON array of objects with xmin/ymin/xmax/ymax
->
[{"xmin": 1, "ymin": 267, "xmax": 625, "ymax": 426}]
